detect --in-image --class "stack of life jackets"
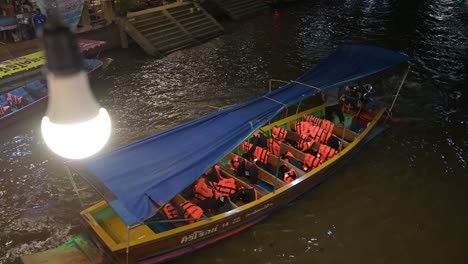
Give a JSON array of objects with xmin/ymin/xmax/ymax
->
[
  {"xmin": 272, "ymin": 126, "xmax": 288, "ymax": 142},
  {"xmin": 293, "ymin": 121, "xmax": 332, "ymax": 145},
  {"xmin": 241, "ymin": 142, "xmax": 270, "ymax": 165},
  {"xmin": 303, "ymin": 115, "xmax": 335, "ymax": 133},
  {"xmin": 295, "ymin": 135, "xmax": 314, "ymax": 152},
  {"xmin": 302, "ymin": 153, "xmax": 322, "ymax": 172},
  {"xmin": 180, "ymin": 201, "xmax": 204, "ymax": 224},
  {"xmin": 266, "ymin": 138, "xmax": 281, "ymax": 156},
  {"xmin": 228, "ymin": 155, "xmax": 258, "ymax": 184},
  {"xmin": 162, "ymin": 203, "xmax": 180, "ymax": 220},
  {"xmin": 316, "ymin": 143, "xmax": 338, "ymax": 162},
  {"xmin": 193, "ymin": 178, "xmax": 221, "ymax": 201},
  {"xmin": 211, "ymin": 178, "xmax": 237, "ymax": 197}
]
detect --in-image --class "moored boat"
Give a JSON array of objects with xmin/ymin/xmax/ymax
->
[
  {"xmin": 22, "ymin": 45, "xmax": 410, "ymax": 264},
  {"xmin": 0, "ymin": 39, "xmax": 106, "ymax": 93},
  {"xmin": 0, "ymin": 58, "xmax": 112, "ymax": 129}
]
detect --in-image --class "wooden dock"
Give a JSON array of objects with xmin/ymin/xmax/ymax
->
[
  {"xmin": 210, "ymin": 0, "xmax": 269, "ymax": 20},
  {"xmin": 120, "ymin": 2, "xmax": 224, "ymax": 57}
]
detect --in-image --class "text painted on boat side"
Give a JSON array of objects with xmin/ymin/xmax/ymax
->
[{"xmin": 181, "ymin": 225, "xmax": 219, "ymax": 244}]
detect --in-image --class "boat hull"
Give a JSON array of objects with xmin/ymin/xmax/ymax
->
[{"xmin": 79, "ymin": 109, "xmax": 387, "ymax": 264}]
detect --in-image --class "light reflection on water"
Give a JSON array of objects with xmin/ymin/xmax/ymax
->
[{"xmin": 0, "ymin": 0, "xmax": 466, "ymax": 263}]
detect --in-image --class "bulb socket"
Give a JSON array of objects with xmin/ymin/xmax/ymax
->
[{"xmin": 41, "ymin": 13, "xmax": 82, "ymax": 76}]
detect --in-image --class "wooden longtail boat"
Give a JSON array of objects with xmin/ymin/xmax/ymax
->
[
  {"xmin": 22, "ymin": 45, "xmax": 410, "ymax": 264},
  {"xmin": 0, "ymin": 39, "xmax": 107, "ymax": 93},
  {"xmin": 0, "ymin": 57, "xmax": 113, "ymax": 129}
]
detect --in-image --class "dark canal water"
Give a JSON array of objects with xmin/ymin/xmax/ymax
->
[{"xmin": 1, "ymin": 0, "xmax": 467, "ymax": 263}]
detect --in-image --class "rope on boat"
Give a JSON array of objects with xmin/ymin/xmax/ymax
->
[
  {"xmin": 262, "ymin": 95, "xmax": 289, "ymax": 119},
  {"xmin": 65, "ymin": 166, "xmax": 86, "ymax": 207},
  {"xmin": 386, "ymin": 65, "xmax": 410, "ymax": 121},
  {"xmin": 262, "ymin": 95, "xmax": 288, "ymax": 109},
  {"xmin": 249, "ymin": 121, "xmax": 254, "ymax": 130}
]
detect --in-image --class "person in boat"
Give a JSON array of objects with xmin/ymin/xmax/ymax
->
[
  {"xmin": 6, "ymin": 93, "xmax": 29, "ymax": 110},
  {"xmin": 0, "ymin": 105, "xmax": 12, "ymax": 117},
  {"xmin": 321, "ymin": 87, "xmax": 345, "ymax": 124}
]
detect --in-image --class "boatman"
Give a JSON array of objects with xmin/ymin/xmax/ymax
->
[{"xmin": 321, "ymin": 87, "xmax": 344, "ymax": 125}]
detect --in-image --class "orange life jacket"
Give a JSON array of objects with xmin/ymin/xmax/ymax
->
[
  {"xmin": 162, "ymin": 203, "xmax": 180, "ymax": 220},
  {"xmin": 318, "ymin": 144, "xmax": 338, "ymax": 162},
  {"xmin": 272, "ymin": 126, "xmax": 288, "ymax": 142},
  {"xmin": 206, "ymin": 164, "xmax": 223, "ymax": 180},
  {"xmin": 303, "ymin": 116, "xmax": 335, "ymax": 133},
  {"xmin": 242, "ymin": 142, "xmax": 270, "ymax": 164},
  {"xmin": 283, "ymin": 168, "xmax": 297, "ymax": 183},
  {"xmin": 193, "ymin": 178, "xmax": 218, "ymax": 200},
  {"xmin": 296, "ymin": 135, "xmax": 313, "ymax": 152},
  {"xmin": 267, "ymin": 138, "xmax": 280, "ymax": 156},
  {"xmin": 6, "ymin": 93, "xmax": 26, "ymax": 109},
  {"xmin": 282, "ymin": 151, "xmax": 296, "ymax": 163},
  {"xmin": 242, "ymin": 141, "xmax": 252, "ymax": 153},
  {"xmin": 180, "ymin": 201, "xmax": 204, "ymax": 223},
  {"xmin": 253, "ymin": 146, "xmax": 270, "ymax": 164},
  {"xmin": 308, "ymin": 125, "xmax": 332, "ymax": 144},
  {"xmin": 320, "ymin": 119, "xmax": 335, "ymax": 133},
  {"xmin": 303, "ymin": 115, "xmax": 322, "ymax": 127},
  {"xmin": 228, "ymin": 155, "xmax": 241, "ymax": 171},
  {"xmin": 212, "ymin": 178, "xmax": 237, "ymax": 196},
  {"xmin": 0, "ymin": 105, "xmax": 12, "ymax": 117},
  {"xmin": 302, "ymin": 153, "xmax": 322, "ymax": 171},
  {"xmin": 294, "ymin": 121, "xmax": 313, "ymax": 136}
]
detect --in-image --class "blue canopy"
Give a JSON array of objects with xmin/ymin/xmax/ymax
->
[{"xmin": 70, "ymin": 45, "xmax": 409, "ymax": 226}]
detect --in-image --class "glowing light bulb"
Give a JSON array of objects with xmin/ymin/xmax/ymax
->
[
  {"xmin": 40, "ymin": 13, "xmax": 111, "ymax": 159},
  {"xmin": 41, "ymin": 71, "xmax": 111, "ymax": 159}
]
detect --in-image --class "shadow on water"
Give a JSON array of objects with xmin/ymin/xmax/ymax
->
[{"xmin": 0, "ymin": 0, "xmax": 467, "ymax": 263}]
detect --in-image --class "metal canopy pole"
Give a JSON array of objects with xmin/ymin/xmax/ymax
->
[
  {"xmin": 290, "ymin": 80, "xmax": 321, "ymax": 91},
  {"xmin": 126, "ymin": 226, "xmax": 130, "ymax": 264},
  {"xmin": 269, "ymin": 79, "xmax": 291, "ymax": 92}
]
